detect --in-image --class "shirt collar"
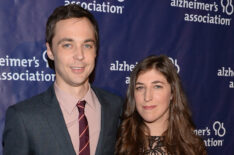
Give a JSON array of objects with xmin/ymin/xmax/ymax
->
[{"xmin": 54, "ymin": 83, "xmax": 96, "ymax": 114}]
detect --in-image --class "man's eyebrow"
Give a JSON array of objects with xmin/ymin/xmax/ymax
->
[
  {"xmin": 84, "ymin": 39, "xmax": 96, "ymax": 44},
  {"xmin": 57, "ymin": 38, "xmax": 74, "ymax": 45}
]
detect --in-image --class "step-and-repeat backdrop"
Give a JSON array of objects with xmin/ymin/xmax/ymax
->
[{"xmin": 0, "ymin": 0, "xmax": 233, "ymax": 154}]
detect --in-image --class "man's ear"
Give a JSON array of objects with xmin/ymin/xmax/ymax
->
[{"xmin": 46, "ymin": 43, "xmax": 54, "ymax": 60}]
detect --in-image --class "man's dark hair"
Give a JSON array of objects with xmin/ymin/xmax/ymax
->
[{"xmin": 45, "ymin": 4, "xmax": 99, "ymax": 70}]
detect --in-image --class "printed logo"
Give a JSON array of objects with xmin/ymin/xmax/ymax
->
[
  {"xmin": 194, "ymin": 121, "xmax": 226, "ymax": 147},
  {"xmin": 217, "ymin": 66, "xmax": 234, "ymax": 88},
  {"xmin": 221, "ymin": 0, "xmax": 234, "ymax": 15},
  {"xmin": 213, "ymin": 121, "xmax": 226, "ymax": 137},
  {"xmin": 109, "ymin": 57, "xmax": 180, "ymax": 84},
  {"xmin": 43, "ymin": 50, "xmax": 49, "ymax": 68},
  {"xmin": 169, "ymin": 57, "xmax": 180, "ymax": 73},
  {"xmin": 64, "ymin": 0, "xmax": 125, "ymax": 14},
  {"xmin": 0, "ymin": 50, "xmax": 55, "ymax": 82},
  {"xmin": 170, "ymin": 0, "xmax": 233, "ymax": 26}
]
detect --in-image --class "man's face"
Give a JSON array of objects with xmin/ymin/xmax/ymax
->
[{"xmin": 46, "ymin": 17, "xmax": 96, "ymax": 90}]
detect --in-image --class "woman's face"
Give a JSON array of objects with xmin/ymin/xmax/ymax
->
[{"xmin": 134, "ymin": 68, "xmax": 172, "ymax": 130}]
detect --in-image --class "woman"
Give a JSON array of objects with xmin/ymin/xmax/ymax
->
[{"xmin": 115, "ymin": 55, "xmax": 207, "ymax": 155}]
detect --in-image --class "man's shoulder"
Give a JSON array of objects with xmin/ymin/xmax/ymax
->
[
  {"xmin": 92, "ymin": 86, "xmax": 122, "ymax": 101},
  {"xmin": 92, "ymin": 86, "xmax": 123, "ymax": 107},
  {"xmin": 10, "ymin": 85, "xmax": 54, "ymax": 111}
]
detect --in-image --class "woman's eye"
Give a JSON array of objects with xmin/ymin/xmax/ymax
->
[
  {"xmin": 135, "ymin": 86, "xmax": 144, "ymax": 91},
  {"xmin": 154, "ymin": 85, "xmax": 162, "ymax": 89}
]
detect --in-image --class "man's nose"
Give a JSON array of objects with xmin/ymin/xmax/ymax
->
[{"xmin": 73, "ymin": 46, "xmax": 84, "ymax": 60}]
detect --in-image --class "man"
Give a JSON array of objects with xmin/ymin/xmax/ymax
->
[{"xmin": 2, "ymin": 4, "xmax": 123, "ymax": 155}]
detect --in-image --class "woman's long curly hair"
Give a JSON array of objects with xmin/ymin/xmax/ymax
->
[{"xmin": 115, "ymin": 55, "xmax": 207, "ymax": 155}]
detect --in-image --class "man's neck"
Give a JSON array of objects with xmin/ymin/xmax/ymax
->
[{"xmin": 54, "ymin": 80, "xmax": 90, "ymax": 99}]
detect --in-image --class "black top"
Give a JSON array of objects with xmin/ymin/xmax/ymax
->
[{"xmin": 143, "ymin": 136, "xmax": 170, "ymax": 155}]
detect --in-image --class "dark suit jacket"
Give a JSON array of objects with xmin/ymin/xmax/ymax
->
[{"xmin": 2, "ymin": 85, "xmax": 123, "ymax": 155}]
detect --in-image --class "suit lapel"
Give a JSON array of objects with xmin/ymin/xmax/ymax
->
[
  {"xmin": 42, "ymin": 86, "xmax": 76, "ymax": 155},
  {"xmin": 92, "ymin": 87, "xmax": 110, "ymax": 155}
]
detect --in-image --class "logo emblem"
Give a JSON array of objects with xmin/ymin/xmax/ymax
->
[{"xmin": 221, "ymin": 0, "xmax": 234, "ymax": 15}]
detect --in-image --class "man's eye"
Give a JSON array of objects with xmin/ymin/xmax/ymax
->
[
  {"xmin": 83, "ymin": 44, "xmax": 93, "ymax": 49},
  {"xmin": 62, "ymin": 44, "xmax": 72, "ymax": 48}
]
